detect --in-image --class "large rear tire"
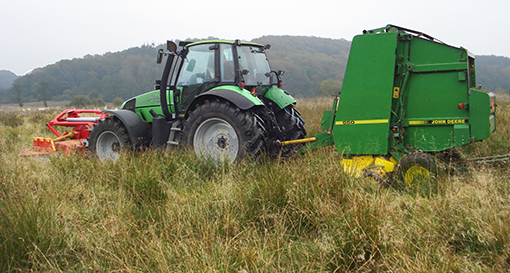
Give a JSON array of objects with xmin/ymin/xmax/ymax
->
[
  {"xmin": 181, "ymin": 99, "xmax": 264, "ymax": 162},
  {"xmin": 88, "ymin": 117, "xmax": 131, "ymax": 161}
]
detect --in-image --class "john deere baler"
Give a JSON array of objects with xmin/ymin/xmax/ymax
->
[{"xmin": 300, "ymin": 25, "xmax": 496, "ymax": 183}]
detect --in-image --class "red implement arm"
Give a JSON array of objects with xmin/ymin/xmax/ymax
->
[{"xmin": 20, "ymin": 109, "xmax": 109, "ymax": 157}]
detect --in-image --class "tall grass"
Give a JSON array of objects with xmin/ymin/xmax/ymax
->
[{"xmin": 0, "ymin": 97, "xmax": 509, "ymax": 272}]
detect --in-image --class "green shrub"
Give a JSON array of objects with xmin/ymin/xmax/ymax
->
[
  {"xmin": 112, "ymin": 97, "xmax": 124, "ymax": 107},
  {"xmin": 68, "ymin": 95, "xmax": 91, "ymax": 108}
]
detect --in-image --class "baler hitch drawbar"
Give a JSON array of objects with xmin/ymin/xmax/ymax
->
[{"xmin": 276, "ymin": 137, "xmax": 317, "ymax": 146}]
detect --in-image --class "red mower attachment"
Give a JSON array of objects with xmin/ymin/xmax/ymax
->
[{"xmin": 19, "ymin": 109, "xmax": 109, "ymax": 157}]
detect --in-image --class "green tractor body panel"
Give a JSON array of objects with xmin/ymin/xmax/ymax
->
[
  {"xmin": 120, "ymin": 89, "xmax": 176, "ymax": 123},
  {"xmin": 264, "ymin": 86, "xmax": 297, "ymax": 109},
  {"xmin": 208, "ymin": 85, "xmax": 265, "ymax": 106},
  {"xmin": 313, "ymin": 25, "xmax": 496, "ymax": 158},
  {"xmin": 122, "ymin": 84, "xmax": 268, "ymax": 123}
]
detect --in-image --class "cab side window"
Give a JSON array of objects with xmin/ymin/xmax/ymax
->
[
  {"xmin": 177, "ymin": 44, "xmax": 215, "ymax": 86},
  {"xmin": 220, "ymin": 44, "xmax": 235, "ymax": 82}
]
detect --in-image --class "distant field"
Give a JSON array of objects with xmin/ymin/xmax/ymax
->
[
  {"xmin": 0, "ymin": 100, "xmax": 120, "ymax": 115},
  {"xmin": 0, "ymin": 101, "xmax": 70, "ymax": 113},
  {"xmin": 1, "ymin": 97, "xmax": 510, "ymax": 272}
]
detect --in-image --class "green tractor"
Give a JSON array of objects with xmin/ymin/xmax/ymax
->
[{"xmin": 87, "ymin": 39, "xmax": 306, "ymax": 161}]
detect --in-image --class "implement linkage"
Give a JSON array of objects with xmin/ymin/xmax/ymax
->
[{"xmin": 467, "ymin": 154, "xmax": 510, "ymax": 164}]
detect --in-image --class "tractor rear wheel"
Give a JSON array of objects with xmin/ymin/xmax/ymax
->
[
  {"xmin": 88, "ymin": 117, "xmax": 131, "ymax": 161},
  {"xmin": 181, "ymin": 99, "xmax": 264, "ymax": 162},
  {"xmin": 395, "ymin": 153, "xmax": 437, "ymax": 188},
  {"xmin": 274, "ymin": 105, "xmax": 306, "ymax": 157}
]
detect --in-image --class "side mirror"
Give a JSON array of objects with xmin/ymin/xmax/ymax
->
[
  {"xmin": 186, "ymin": 59, "xmax": 196, "ymax": 72},
  {"xmin": 167, "ymin": 41, "xmax": 177, "ymax": 53},
  {"xmin": 156, "ymin": 49, "xmax": 164, "ymax": 64},
  {"xmin": 269, "ymin": 70, "xmax": 284, "ymax": 88}
]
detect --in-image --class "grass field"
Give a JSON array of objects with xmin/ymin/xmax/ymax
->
[{"xmin": 1, "ymin": 96, "xmax": 510, "ymax": 272}]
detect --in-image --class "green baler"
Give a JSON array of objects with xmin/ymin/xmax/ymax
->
[{"xmin": 296, "ymin": 25, "xmax": 496, "ymax": 184}]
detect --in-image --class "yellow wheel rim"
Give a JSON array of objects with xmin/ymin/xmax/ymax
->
[{"xmin": 404, "ymin": 166, "xmax": 430, "ymax": 188}]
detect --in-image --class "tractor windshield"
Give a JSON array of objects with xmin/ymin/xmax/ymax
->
[{"xmin": 237, "ymin": 45, "xmax": 271, "ymax": 86}]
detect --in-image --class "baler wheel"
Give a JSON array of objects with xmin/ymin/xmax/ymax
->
[
  {"xmin": 361, "ymin": 171, "xmax": 384, "ymax": 184},
  {"xmin": 396, "ymin": 153, "xmax": 437, "ymax": 188}
]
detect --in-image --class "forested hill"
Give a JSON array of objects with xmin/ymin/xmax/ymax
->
[
  {"xmin": 475, "ymin": 55, "xmax": 510, "ymax": 92},
  {"xmin": 3, "ymin": 36, "xmax": 510, "ymax": 105},
  {"xmin": 252, "ymin": 36, "xmax": 350, "ymax": 97},
  {"xmin": 4, "ymin": 36, "xmax": 350, "ymax": 103},
  {"xmin": 0, "ymin": 70, "xmax": 18, "ymax": 89},
  {"xmin": 7, "ymin": 45, "xmax": 164, "ymax": 103}
]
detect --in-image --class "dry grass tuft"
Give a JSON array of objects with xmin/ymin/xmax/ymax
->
[{"xmin": 1, "ymin": 97, "xmax": 510, "ymax": 272}]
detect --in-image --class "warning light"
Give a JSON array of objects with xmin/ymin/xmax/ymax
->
[{"xmin": 458, "ymin": 103, "xmax": 465, "ymax": 109}]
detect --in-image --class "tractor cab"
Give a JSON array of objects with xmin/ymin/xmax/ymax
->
[{"xmin": 155, "ymin": 40, "xmax": 284, "ymax": 116}]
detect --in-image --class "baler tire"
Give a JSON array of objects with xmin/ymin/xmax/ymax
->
[
  {"xmin": 395, "ymin": 153, "xmax": 437, "ymax": 188},
  {"xmin": 361, "ymin": 171, "xmax": 385, "ymax": 184},
  {"xmin": 88, "ymin": 117, "xmax": 131, "ymax": 161},
  {"xmin": 274, "ymin": 105, "xmax": 307, "ymax": 157},
  {"xmin": 181, "ymin": 99, "xmax": 264, "ymax": 162}
]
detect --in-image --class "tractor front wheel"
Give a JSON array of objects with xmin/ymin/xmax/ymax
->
[
  {"xmin": 274, "ymin": 105, "xmax": 306, "ymax": 157},
  {"xmin": 181, "ymin": 99, "xmax": 264, "ymax": 162},
  {"xmin": 88, "ymin": 117, "xmax": 131, "ymax": 161}
]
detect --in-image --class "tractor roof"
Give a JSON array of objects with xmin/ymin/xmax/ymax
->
[{"xmin": 186, "ymin": 40, "xmax": 263, "ymax": 48}]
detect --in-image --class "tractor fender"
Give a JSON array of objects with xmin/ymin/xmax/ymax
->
[
  {"xmin": 264, "ymin": 87, "xmax": 297, "ymax": 114},
  {"xmin": 101, "ymin": 109, "xmax": 151, "ymax": 148},
  {"xmin": 188, "ymin": 88, "xmax": 264, "ymax": 114}
]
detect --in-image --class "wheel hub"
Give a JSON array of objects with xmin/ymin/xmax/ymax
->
[
  {"xmin": 404, "ymin": 165, "xmax": 430, "ymax": 188},
  {"xmin": 193, "ymin": 118, "xmax": 239, "ymax": 162},
  {"xmin": 216, "ymin": 136, "xmax": 227, "ymax": 149},
  {"xmin": 96, "ymin": 131, "xmax": 122, "ymax": 161}
]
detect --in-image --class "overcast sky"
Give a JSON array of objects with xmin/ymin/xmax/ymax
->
[{"xmin": 1, "ymin": 0, "xmax": 509, "ymax": 76}]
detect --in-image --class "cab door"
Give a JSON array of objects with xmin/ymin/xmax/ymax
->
[{"xmin": 175, "ymin": 43, "xmax": 218, "ymax": 111}]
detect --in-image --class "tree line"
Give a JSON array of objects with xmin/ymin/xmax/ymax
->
[
  {"xmin": 1, "ymin": 37, "xmax": 510, "ymax": 107},
  {"xmin": 475, "ymin": 55, "xmax": 510, "ymax": 92},
  {"xmin": 1, "ymin": 44, "xmax": 163, "ymax": 107}
]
